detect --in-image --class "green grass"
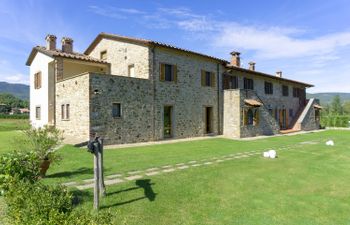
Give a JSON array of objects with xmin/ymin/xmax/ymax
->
[
  {"xmin": 0, "ymin": 118, "xmax": 29, "ymax": 132},
  {"xmin": 1, "ymin": 129, "xmax": 350, "ymax": 224}
]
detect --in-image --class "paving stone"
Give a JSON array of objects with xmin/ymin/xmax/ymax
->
[
  {"xmin": 191, "ymin": 164, "xmax": 201, "ymax": 167},
  {"xmin": 125, "ymin": 175, "xmax": 143, "ymax": 181},
  {"xmin": 176, "ymin": 163, "xmax": 185, "ymax": 166},
  {"xmin": 82, "ymin": 178, "xmax": 95, "ymax": 183},
  {"xmin": 178, "ymin": 165, "xmax": 189, "ymax": 169},
  {"xmin": 76, "ymin": 183, "xmax": 95, "ymax": 190},
  {"xmin": 106, "ymin": 174, "xmax": 122, "ymax": 179},
  {"xmin": 162, "ymin": 165, "xmax": 172, "ymax": 169},
  {"xmin": 216, "ymin": 159, "xmax": 224, "ymax": 163},
  {"xmin": 128, "ymin": 170, "xmax": 141, "ymax": 175},
  {"xmin": 105, "ymin": 178, "xmax": 124, "ymax": 185},
  {"xmin": 146, "ymin": 168, "xmax": 159, "ymax": 171},
  {"xmin": 146, "ymin": 171, "xmax": 160, "ymax": 176},
  {"xmin": 204, "ymin": 161, "xmax": 213, "ymax": 165},
  {"xmin": 62, "ymin": 181, "xmax": 77, "ymax": 186},
  {"xmin": 163, "ymin": 168, "xmax": 176, "ymax": 173}
]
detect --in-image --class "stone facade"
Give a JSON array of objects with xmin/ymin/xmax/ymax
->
[{"xmin": 29, "ymin": 33, "xmax": 320, "ymax": 145}]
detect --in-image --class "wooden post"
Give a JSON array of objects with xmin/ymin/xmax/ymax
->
[
  {"xmin": 98, "ymin": 138, "xmax": 106, "ymax": 196},
  {"xmin": 93, "ymin": 145, "xmax": 100, "ymax": 210}
]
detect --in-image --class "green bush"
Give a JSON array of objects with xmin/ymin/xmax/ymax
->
[
  {"xmin": 0, "ymin": 151, "xmax": 40, "ymax": 193},
  {"xmin": 321, "ymin": 115, "xmax": 350, "ymax": 127},
  {"xmin": 0, "ymin": 114, "xmax": 29, "ymax": 119},
  {"xmin": 4, "ymin": 179, "xmax": 72, "ymax": 225},
  {"xmin": 4, "ymin": 179, "xmax": 113, "ymax": 225}
]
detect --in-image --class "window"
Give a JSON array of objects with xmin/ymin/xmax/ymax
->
[
  {"xmin": 201, "ymin": 70, "xmax": 216, "ymax": 87},
  {"xmin": 61, "ymin": 104, "xmax": 70, "ymax": 120},
  {"xmin": 34, "ymin": 72, "xmax": 42, "ymax": 89},
  {"xmin": 35, "ymin": 106, "xmax": 41, "ymax": 120},
  {"xmin": 264, "ymin": 82, "xmax": 273, "ymax": 94},
  {"xmin": 223, "ymin": 75, "xmax": 238, "ymax": 89},
  {"xmin": 293, "ymin": 87, "xmax": 300, "ymax": 98},
  {"xmin": 112, "ymin": 103, "xmax": 121, "ymax": 118},
  {"xmin": 128, "ymin": 64, "xmax": 135, "ymax": 77},
  {"xmin": 243, "ymin": 78, "xmax": 254, "ymax": 90},
  {"xmin": 282, "ymin": 85, "xmax": 289, "ymax": 96},
  {"xmin": 160, "ymin": 63, "xmax": 177, "ymax": 82},
  {"xmin": 100, "ymin": 50, "xmax": 107, "ymax": 60},
  {"xmin": 243, "ymin": 108, "xmax": 259, "ymax": 126}
]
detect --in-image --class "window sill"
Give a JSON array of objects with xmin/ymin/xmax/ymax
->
[{"xmin": 61, "ymin": 119, "xmax": 70, "ymax": 121}]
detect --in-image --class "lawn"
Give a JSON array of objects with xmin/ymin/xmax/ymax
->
[
  {"xmin": 1, "ymin": 127, "xmax": 350, "ymax": 224},
  {"xmin": 0, "ymin": 118, "xmax": 29, "ymax": 132}
]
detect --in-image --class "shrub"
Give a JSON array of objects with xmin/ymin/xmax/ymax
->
[
  {"xmin": 0, "ymin": 151, "xmax": 40, "ymax": 193},
  {"xmin": 0, "ymin": 114, "xmax": 29, "ymax": 119},
  {"xmin": 4, "ymin": 179, "xmax": 72, "ymax": 225},
  {"xmin": 320, "ymin": 115, "xmax": 350, "ymax": 127}
]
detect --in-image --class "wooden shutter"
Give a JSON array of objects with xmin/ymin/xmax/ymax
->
[
  {"xmin": 160, "ymin": 63, "xmax": 165, "ymax": 81},
  {"xmin": 173, "ymin": 65, "xmax": 177, "ymax": 82},
  {"xmin": 211, "ymin": 72, "xmax": 216, "ymax": 87},
  {"xmin": 201, "ymin": 70, "xmax": 206, "ymax": 86},
  {"xmin": 38, "ymin": 72, "xmax": 42, "ymax": 88},
  {"xmin": 242, "ymin": 108, "xmax": 248, "ymax": 126},
  {"xmin": 286, "ymin": 109, "xmax": 289, "ymax": 128}
]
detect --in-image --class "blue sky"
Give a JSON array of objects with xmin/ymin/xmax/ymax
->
[{"xmin": 1, "ymin": 0, "xmax": 350, "ymax": 93}]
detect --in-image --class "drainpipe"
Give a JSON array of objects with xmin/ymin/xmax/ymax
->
[
  {"xmin": 217, "ymin": 63, "xmax": 220, "ymax": 134},
  {"xmin": 151, "ymin": 45, "xmax": 156, "ymax": 141}
]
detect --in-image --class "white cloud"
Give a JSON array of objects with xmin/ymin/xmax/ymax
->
[{"xmin": 0, "ymin": 73, "xmax": 28, "ymax": 84}]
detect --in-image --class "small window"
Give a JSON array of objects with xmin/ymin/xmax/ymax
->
[
  {"xmin": 66, "ymin": 104, "xmax": 70, "ymax": 120},
  {"xmin": 35, "ymin": 106, "xmax": 41, "ymax": 120},
  {"xmin": 293, "ymin": 87, "xmax": 300, "ymax": 98},
  {"xmin": 160, "ymin": 63, "xmax": 177, "ymax": 82},
  {"xmin": 201, "ymin": 70, "xmax": 216, "ymax": 87},
  {"xmin": 61, "ymin": 104, "xmax": 70, "ymax": 120},
  {"xmin": 128, "ymin": 64, "xmax": 135, "ymax": 77},
  {"xmin": 282, "ymin": 85, "xmax": 289, "ymax": 96},
  {"xmin": 100, "ymin": 50, "xmax": 107, "ymax": 60},
  {"xmin": 34, "ymin": 72, "xmax": 42, "ymax": 89},
  {"xmin": 112, "ymin": 103, "xmax": 121, "ymax": 118},
  {"xmin": 264, "ymin": 82, "xmax": 273, "ymax": 94},
  {"xmin": 244, "ymin": 78, "xmax": 254, "ymax": 90},
  {"xmin": 61, "ymin": 105, "xmax": 65, "ymax": 120},
  {"xmin": 223, "ymin": 75, "xmax": 238, "ymax": 89}
]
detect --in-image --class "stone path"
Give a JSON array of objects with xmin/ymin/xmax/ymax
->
[{"xmin": 63, "ymin": 139, "xmax": 325, "ymax": 190}]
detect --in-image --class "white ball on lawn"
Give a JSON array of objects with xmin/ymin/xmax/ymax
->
[
  {"xmin": 263, "ymin": 152, "xmax": 269, "ymax": 158},
  {"xmin": 268, "ymin": 150, "xmax": 277, "ymax": 158}
]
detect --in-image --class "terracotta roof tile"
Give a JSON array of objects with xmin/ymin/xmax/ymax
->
[{"xmin": 244, "ymin": 99, "xmax": 263, "ymax": 107}]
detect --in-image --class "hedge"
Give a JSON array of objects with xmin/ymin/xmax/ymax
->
[
  {"xmin": 0, "ymin": 114, "xmax": 29, "ymax": 119},
  {"xmin": 320, "ymin": 115, "xmax": 350, "ymax": 128}
]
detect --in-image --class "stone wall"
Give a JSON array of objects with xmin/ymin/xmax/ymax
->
[
  {"xmin": 89, "ymin": 73, "xmax": 154, "ymax": 144},
  {"xmin": 88, "ymin": 38, "xmax": 150, "ymax": 79},
  {"xmin": 55, "ymin": 73, "xmax": 91, "ymax": 143},
  {"xmin": 296, "ymin": 98, "xmax": 320, "ymax": 131},
  {"xmin": 152, "ymin": 47, "xmax": 224, "ymax": 140},
  {"xmin": 223, "ymin": 90, "xmax": 241, "ymax": 137}
]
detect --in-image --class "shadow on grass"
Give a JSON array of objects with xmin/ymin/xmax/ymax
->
[
  {"xmin": 46, "ymin": 167, "xmax": 93, "ymax": 178},
  {"xmin": 101, "ymin": 179, "xmax": 156, "ymax": 209}
]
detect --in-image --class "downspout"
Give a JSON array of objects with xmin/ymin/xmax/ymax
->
[
  {"xmin": 151, "ymin": 45, "xmax": 156, "ymax": 141},
  {"xmin": 217, "ymin": 63, "xmax": 220, "ymax": 134}
]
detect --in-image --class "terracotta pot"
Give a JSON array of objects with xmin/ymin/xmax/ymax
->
[{"xmin": 40, "ymin": 160, "xmax": 51, "ymax": 178}]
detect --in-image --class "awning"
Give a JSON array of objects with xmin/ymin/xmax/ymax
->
[
  {"xmin": 244, "ymin": 99, "xmax": 263, "ymax": 107},
  {"xmin": 313, "ymin": 104, "xmax": 323, "ymax": 109}
]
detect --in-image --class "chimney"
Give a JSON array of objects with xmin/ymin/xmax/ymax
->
[
  {"xmin": 61, "ymin": 37, "xmax": 73, "ymax": 53},
  {"xmin": 230, "ymin": 51, "xmax": 241, "ymax": 67},
  {"xmin": 45, "ymin": 34, "xmax": 57, "ymax": 50},
  {"xmin": 248, "ymin": 62, "xmax": 256, "ymax": 71},
  {"xmin": 276, "ymin": 71, "xmax": 282, "ymax": 78}
]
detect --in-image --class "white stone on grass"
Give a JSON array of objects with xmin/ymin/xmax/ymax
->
[
  {"xmin": 146, "ymin": 171, "xmax": 160, "ymax": 176},
  {"xmin": 178, "ymin": 165, "xmax": 189, "ymax": 169},
  {"xmin": 163, "ymin": 168, "xmax": 175, "ymax": 173},
  {"xmin": 106, "ymin": 174, "xmax": 122, "ymax": 179},
  {"xmin": 326, "ymin": 140, "xmax": 334, "ymax": 146},
  {"xmin": 105, "ymin": 178, "xmax": 124, "ymax": 185}
]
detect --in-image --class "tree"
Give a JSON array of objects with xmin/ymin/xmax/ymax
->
[
  {"xmin": 0, "ymin": 93, "xmax": 29, "ymax": 113},
  {"xmin": 330, "ymin": 95, "xmax": 343, "ymax": 115},
  {"xmin": 343, "ymin": 101, "xmax": 350, "ymax": 114}
]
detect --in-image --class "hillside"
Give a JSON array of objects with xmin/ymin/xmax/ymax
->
[
  {"xmin": 307, "ymin": 92, "xmax": 350, "ymax": 105},
  {"xmin": 0, "ymin": 82, "xmax": 29, "ymax": 100}
]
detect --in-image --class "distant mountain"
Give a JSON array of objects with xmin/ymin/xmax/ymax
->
[
  {"xmin": 0, "ymin": 82, "xmax": 29, "ymax": 100},
  {"xmin": 307, "ymin": 92, "xmax": 350, "ymax": 105}
]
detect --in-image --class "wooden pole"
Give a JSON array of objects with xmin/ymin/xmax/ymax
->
[
  {"xmin": 98, "ymin": 138, "xmax": 106, "ymax": 196},
  {"xmin": 93, "ymin": 147, "xmax": 100, "ymax": 210}
]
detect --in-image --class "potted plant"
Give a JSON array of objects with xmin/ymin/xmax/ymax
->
[{"xmin": 21, "ymin": 126, "xmax": 63, "ymax": 177}]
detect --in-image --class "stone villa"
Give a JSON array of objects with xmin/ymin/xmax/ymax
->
[{"xmin": 26, "ymin": 33, "xmax": 321, "ymax": 144}]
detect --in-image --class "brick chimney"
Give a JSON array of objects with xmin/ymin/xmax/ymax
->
[
  {"xmin": 276, "ymin": 71, "xmax": 282, "ymax": 78},
  {"xmin": 61, "ymin": 37, "xmax": 73, "ymax": 53},
  {"xmin": 45, "ymin": 34, "xmax": 57, "ymax": 51},
  {"xmin": 248, "ymin": 62, "xmax": 256, "ymax": 71},
  {"xmin": 230, "ymin": 51, "xmax": 241, "ymax": 67}
]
